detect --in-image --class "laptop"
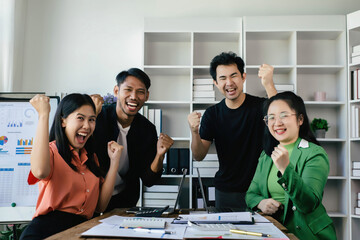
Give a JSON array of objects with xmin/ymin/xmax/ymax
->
[
  {"xmin": 196, "ymin": 168, "xmax": 245, "ymax": 213},
  {"xmin": 126, "ymin": 168, "xmax": 187, "ymax": 215}
]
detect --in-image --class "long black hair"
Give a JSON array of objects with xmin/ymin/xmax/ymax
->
[
  {"xmin": 49, "ymin": 93, "xmax": 103, "ymax": 177},
  {"xmin": 263, "ymin": 91, "xmax": 319, "ymax": 156}
]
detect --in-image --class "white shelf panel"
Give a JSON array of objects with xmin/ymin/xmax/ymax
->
[
  {"xmin": 351, "ymin": 214, "xmax": 360, "ymax": 219},
  {"xmin": 328, "ymin": 176, "xmax": 347, "ymax": 180},
  {"xmin": 297, "ymin": 65, "xmax": 345, "ymax": 74},
  {"xmin": 317, "ymin": 138, "xmax": 346, "ymax": 142},
  {"xmin": 147, "ymin": 100, "xmax": 191, "ymax": 105},
  {"xmin": 144, "ymin": 65, "xmax": 191, "ymax": 69},
  {"xmin": 328, "ymin": 212, "xmax": 348, "ymax": 218},
  {"xmin": 304, "ymin": 101, "xmax": 345, "ymax": 107}
]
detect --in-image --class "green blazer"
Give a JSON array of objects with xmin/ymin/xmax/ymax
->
[{"xmin": 246, "ymin": 138, "xmax": 337, "ymax": 240}]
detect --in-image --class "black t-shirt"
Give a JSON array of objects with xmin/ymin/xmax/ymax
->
[{"xmin": 199, "ymin": 94, "xmax": 266, "ymax": 192}]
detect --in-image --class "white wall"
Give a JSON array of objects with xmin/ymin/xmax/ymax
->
[{"xmin": 18, "ymin": 0, "xmax": 360, "ymax": 95}]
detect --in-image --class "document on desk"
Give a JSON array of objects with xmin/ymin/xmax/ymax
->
[
  {"xmin": 183, "ymin": 222, "xmax": 289, "ymax": 239},
  {"xmin": 81, "ymin": 216, "xmax": 186, "ymax": 239},
  {"xmin": 173, "ymin": 212, "xmax": 254, "ymax": 224}
]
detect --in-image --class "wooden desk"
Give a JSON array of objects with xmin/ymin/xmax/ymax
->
[{"xmin": 46, "ymin": 209, "xmax": 299, "ymax": 240}]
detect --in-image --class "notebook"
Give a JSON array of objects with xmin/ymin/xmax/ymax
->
[
  {"xmin": 196, "ymin": 168, "xmax": 245, "ymax": 213},
  {"xmin": 126, "ymin": 169, "xmax": 187, "ymax": 215}
]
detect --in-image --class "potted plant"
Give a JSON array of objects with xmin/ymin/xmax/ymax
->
[{"xmin": 310, "ymin": 118, "xmax": 329, "ymax": 138}]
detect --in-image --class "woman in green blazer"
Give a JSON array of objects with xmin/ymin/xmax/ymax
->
[{"xmin": 246, "ymin": 92, "xmax": 336, "ymax": 240}]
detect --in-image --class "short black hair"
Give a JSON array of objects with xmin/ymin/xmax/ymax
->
[
  {"xmin": 210, "ymin": 52, "xmax": 245, "ymax": 82},
  {"xmin": 262, "ymin": 91, "xmax": 320, "ymax": 156},
  {"xmin": 115, "ymin": 68, "xmax": 151, "ymax": 90}
]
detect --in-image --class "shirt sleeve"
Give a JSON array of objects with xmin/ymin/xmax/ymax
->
[
  {"xmin": 199, "ymin": 108, "xmax": 214, "ymax": 142},
  {"xmin": 27, "ymin": 144, "xmax": 54, "ymax": 185}
]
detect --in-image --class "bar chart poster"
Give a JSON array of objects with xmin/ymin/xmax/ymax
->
[{"xmin": 0, "ymin": 101, "xmax": 39, "ymax": 207}]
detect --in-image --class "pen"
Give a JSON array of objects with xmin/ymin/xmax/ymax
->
[
  {"xmin": 134, "ymin": 228, "xmax": 174, "ymax": 234},
  {"xmin": 230, "ymin": 229, "xmax": 271, "ymax": 237}
]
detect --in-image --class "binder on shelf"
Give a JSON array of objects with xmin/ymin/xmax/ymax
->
[
  {"xmin": 355, "ymin": 207, "xmax": 360, "ymax": 215},
  {"xmin": 148, "ymin": 108, "xmax": 155, "ymax": 124},
  {"xmin": 154, "ymin": 109, "xmax": 162, "ymax": 136},
  {"xmin": 168, "ymin": 148, "xmax": 179, "ymax": 174},
  {"xmin": 179, "ymin": 148, "xmax": 190, "ymax": 175},
  {"xmin": 162, "ymin": 152, "xmax": 168, "ymax": 174}
]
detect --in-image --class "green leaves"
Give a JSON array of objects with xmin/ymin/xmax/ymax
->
[{"xmin": 311, "ymin": 118, "xmax": 329, "ymax": 132}]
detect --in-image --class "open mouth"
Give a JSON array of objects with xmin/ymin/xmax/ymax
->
[
  {"xmin": 126, "ymin": 102, "xmax": 138, "ymax": 111},
  {"xmin": 275, "ymin": 128, "xmax": 286, "ymax": 135},
  {"xmin": 76, "ymin": 132, "xmax": 88, "ymax": 144},
  {"xmin": 226, "ymin": 88, "xmax": 236, "ymax": 95}
]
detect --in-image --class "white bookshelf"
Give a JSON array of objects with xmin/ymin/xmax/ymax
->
[
  {"xmin": 347, "ymin": 10, "xmax": 360, "ymax": 240},
  {"xmin": 142, "ymin": 14, "xmax": 354, "ymax": 239},
  {"xmin": 143, "ymin": 17, "xmax": 242, "ymax": 210},
  {"xmin": 244, "ymin": 15, "xmax": 348, "ymax": 239}
]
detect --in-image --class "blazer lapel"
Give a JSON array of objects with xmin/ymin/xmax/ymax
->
[{"xmin": 283, "ymin": 138, "xmax": 307, "ymax": 221}]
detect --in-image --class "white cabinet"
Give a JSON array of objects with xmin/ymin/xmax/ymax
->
[
  {"xmin": 347, "ymin": 9, "xmax": 360, "ymax": 240},
  {"xmin": 143, "ymin": 17, "xmax": 242, "ymax": 209}
]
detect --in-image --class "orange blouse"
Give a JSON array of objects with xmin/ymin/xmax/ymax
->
[{"xmin": 28, "ymin": 141, "xmax": 103, "ymax": 219}]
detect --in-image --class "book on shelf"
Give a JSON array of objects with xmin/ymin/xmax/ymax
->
[
  {"xmin": 143, "ymin": 199, "xmax": 176, "ymax": 207},
  {"xmin": 358, "ymin": 192, "xmax": 360, "ymax": 199},
  {"xmin": 193, "ymin": 160, "xmax": 219, "ymax": 168},
  {"xmin": 162, "ymin": 152, "xmax": 167, "ymax": 174},
  {"xmin": 148, "ymin": 108, "xmax": 155, "ymax": 124},
  {"xmin": 352, "ymin": 55, "xmax": 360, "ymax": 65},
  {"xmin": 355, "ymin": 207, "xmax": 360, "ymax": 215},
  {"xmin": 193, "ymin": 97, "xmax": 216, "ymax": 102},
  {"xmin": 193, "ymin": 78, "xmax": 213, "ymax": 85},
  {"xmin": 193, "ymin": 91, "xmax": 215, "ymax": 98},
  {"xmin": 353, "ymin": 161, "xmax": 360, "ymax": 169},
  {"xmin": 353, "ymin": 44, "xmax": 360, "ymax": 53},
  {"xmin": 144, "ymin": 185, "xmax": 179, "ymax": 193},
  {"xmin": 274, "ymin": 84, "xmax": 294, "ymax": 92},
  {"xmin": 358, "ymin": 200, "xmax": 360, "ymax": 208},
  {"xmin": 352, "ymin": 51, "xmax": 360, "ymax": 58},
  {"xmin": 143, "ymin": 192, "xmax": 178, "ymax": 199},
  {"xmin": 193, "ymin": 84, "xmax": 214, "ymax": 91},
  {"xmin": 140, "ymin": 105, "xmax": 149, "ymax": 118},
  {"xmin": 353, "ymin": 169, "xmax": 360, "ymax": 177}
]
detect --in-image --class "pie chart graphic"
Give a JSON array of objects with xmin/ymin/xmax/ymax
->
[{"xmin": 0, "ymin": 136, "xmax": 8, "ymax": 146}]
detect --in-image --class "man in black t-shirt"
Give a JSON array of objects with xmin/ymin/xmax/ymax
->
[{"xmin": 188, "ymin": 52, "xmax": 277, "ymax": 209}]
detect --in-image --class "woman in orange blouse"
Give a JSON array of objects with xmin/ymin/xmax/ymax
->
[{"xmin": 20, "ymin": 94, "xmax": 122, "ymax": 240}]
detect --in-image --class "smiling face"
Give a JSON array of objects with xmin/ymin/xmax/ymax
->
[
  {"xmin": 267, "ymin": 100, "xmax": 303, "ymax": 145},
  {"xmin": 114, "ymin": 75, "xmax": 149, "ymax": 120},
  {"xmin": 214, "ymin": 64, "xmax": 246, "ymax": 108},
  {"xmin": 61, "ymin": 104, "xmax": 96, "ymax": 153}
]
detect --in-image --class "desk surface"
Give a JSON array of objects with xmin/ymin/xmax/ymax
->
[{"xmin": 46, "ymin": 209, "xmax": 299, "ymax": 240}]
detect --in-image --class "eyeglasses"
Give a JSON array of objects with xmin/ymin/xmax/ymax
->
[{"xmin": 263, "ymin": 112, "xmax": 297, "ymax": 126}]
